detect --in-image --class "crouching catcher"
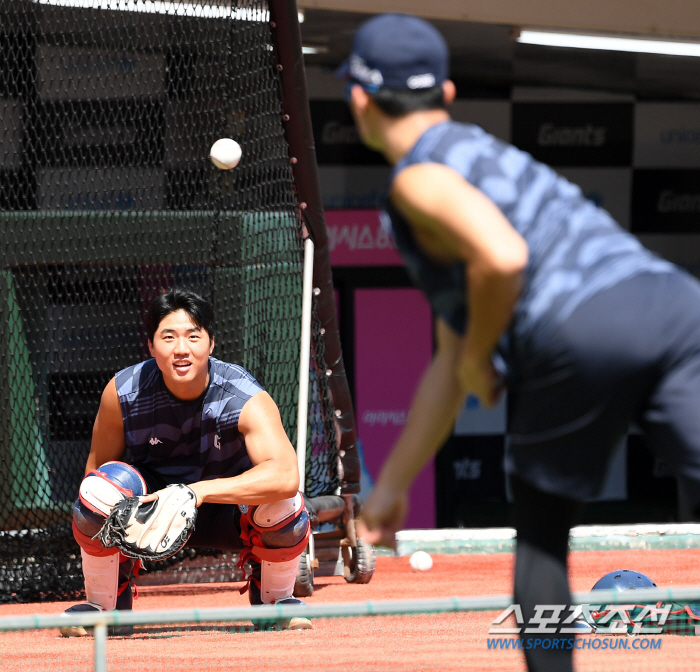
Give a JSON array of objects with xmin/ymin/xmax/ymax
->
[{"xmin": 60, "ymin": 288, "xmax": 312, "ymax": 636}]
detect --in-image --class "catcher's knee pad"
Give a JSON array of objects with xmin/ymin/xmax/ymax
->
[
  {"xmin": 80, "ymin": 461, "xmax": 147, "ymax": 516},
  {"xmin": 73, "ymin": 461, "xmax": 147, "ymax": 556},
  {"xmin": 241, "ymin": 492, "xmax": 310, "ymax": 563},
  {"xmin": 240, "ymin": 494, "xmax": 310, "ymax": 605}
]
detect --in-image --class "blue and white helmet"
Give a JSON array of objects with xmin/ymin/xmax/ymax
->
[
  {"xmin": 583, "ymin": 570, "xmax": 659, "ymax": 635},
  {"xmin": 592, "ymin": 569, "xmax": 657, "ymax": 591}
]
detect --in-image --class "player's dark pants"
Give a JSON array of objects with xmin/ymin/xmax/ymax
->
[{"xmin": 505, "ymin": 270, "xmax": 700, "ymax": 672}]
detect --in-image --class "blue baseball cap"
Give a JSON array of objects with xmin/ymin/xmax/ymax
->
[{"xmin": 337, "ymin": 13, "xmax": 449, "ymax": 93}]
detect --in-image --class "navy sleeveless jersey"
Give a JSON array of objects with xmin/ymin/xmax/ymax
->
[
  {"xmin": 114, "ymin": 357, "xmax": 263, "ymax": 484},
  {"xmin": 384, "ymin": 121, "xmax": 675, "ymax": 365}
]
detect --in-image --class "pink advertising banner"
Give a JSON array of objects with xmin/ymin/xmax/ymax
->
[
  {"xmin": 326, "ymin": 210, "xmax": 404, "ymax": 267},
  {"xmin": 354, "ymin": 288, "xmax": 435, "ymax": 529}
]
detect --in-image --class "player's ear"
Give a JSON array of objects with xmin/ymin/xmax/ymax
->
[
  {"xmin": 442, "ymin": 80, "xmax": 456, "ymax": 107},
  {"xmin": 148, "ymin": 340, "xmax": 154, "ymax": 357},
  {"xmin": 209, "ymin": 336, "xmax": 215, "ymax": 354},
  {"xmin": 350, "ymin": 84, "xmax": 372, "ymax": 114}
]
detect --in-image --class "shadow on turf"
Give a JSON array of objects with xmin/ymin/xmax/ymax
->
[{"xmin": 126, "ymin": 623, "xmax": 292, "ymax": 637}]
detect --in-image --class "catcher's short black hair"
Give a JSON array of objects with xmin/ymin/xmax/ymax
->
[{"xmin": 146, "ymin": 287, "xmax": 215, "ymax": 342}]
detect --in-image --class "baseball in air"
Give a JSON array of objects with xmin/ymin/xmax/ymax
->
[
  {"xmin": 210, "ymin": 138, "xmax": 242, "ymax": 170},
  {"xmin": 409, "ymin": 550, "xmax": 433, "ymax": 572}
]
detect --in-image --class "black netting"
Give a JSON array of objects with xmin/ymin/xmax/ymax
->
[{"xmin": 0, "ymin": 0, "xmax": 340, "ymax": 602}]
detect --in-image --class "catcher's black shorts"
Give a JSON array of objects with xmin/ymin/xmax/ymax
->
[
  {"xmin": 505, "ymin": 270, "xmax": 700, "ymax": 504},
  {"xmin": 134, "ymin": 466, "xmax": 245, "ymax": 552}
]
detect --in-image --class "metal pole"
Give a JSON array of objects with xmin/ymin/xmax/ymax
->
[
  {"xmin": 93, "ymin": 622, "xmax": 107, "ymax": 672},
  {"xmin": 296, "ymin": 236, "xmax": 314, "ymax": 487},
  {"xmin": 297, "ymin": 236, "xmax": 315, "ymax": 566},
  {"xmin": 270, "ymin": 0, "xmax": 361, "ymax": 495}
]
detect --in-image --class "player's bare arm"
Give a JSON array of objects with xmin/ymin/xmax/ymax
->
[
  {"xmin": 359, "ymin": 318, "xmax": 464, "ymax": 547},
  {"xmin": 186, "ymin": 390, "xmax": 300, "ymax": 507},
  {"xmin": 84, "ymin": 377, "xmax": 126, "ymax": 476},
  {"xmin": 391, "ymin": 163, "xmax": 528, "ymax": 405}
]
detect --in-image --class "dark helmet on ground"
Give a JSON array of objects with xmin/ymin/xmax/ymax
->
[{"xmin": 592, "ymin": 569, "xmax": 657, "ymax": 591}]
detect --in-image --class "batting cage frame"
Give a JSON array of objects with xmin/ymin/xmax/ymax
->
[
  {"xmin": 268, "ymin": 0, "xmax": 374, "ymax": 594},
  {"xmin": 0, "ymin": 0, "xmax": 372, "ymax": 602}
]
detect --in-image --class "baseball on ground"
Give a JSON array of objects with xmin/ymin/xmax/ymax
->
[{"xmin": 409, "ymin": 550, "xmax": 433, "ymax": 572}]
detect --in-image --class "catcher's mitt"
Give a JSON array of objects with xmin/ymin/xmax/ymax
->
[{"xmin": 95, "ymin": 483, "xmax": 197, "ymax": 561}]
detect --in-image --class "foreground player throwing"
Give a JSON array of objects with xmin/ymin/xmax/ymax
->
[
  {"xmin": 341, "ymin": 13, "xmax": 700, "ymax": 672},
  {"xmin": 61, "ymin": 287, "xmax": 311, "ymax": 635}
]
